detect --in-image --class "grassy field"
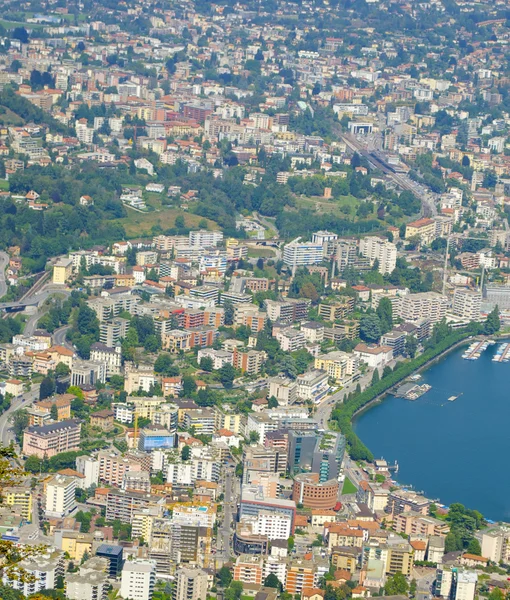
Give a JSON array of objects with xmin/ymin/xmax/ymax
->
[
  {"xmin": 0, "ymin": 180, "xmax": 9, "ymax": 191},
  {"xmin": 295, "ymin": 193, "xmax": 364, "ymax": 218},
  {"xmin": 113, "ymin": 205, "xmax": 217, "ymax": 238},
  {"xmin": 0, "ymin": 106, "xmax": 24, "ymax": 126},
  {"xmin": 247, "ymin": 247, "xmax": 276, "ymax": 258},
  {"xmin": 341, "ymin": 477, "xmax": 358, "ymax": 495}
]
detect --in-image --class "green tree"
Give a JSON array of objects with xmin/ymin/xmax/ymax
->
[
  {"xmin": 267, "ymin": 396, "xmax": 279, "ymax": 409},
  {"xmin": 371, "ymin": 369, "xmax": 380, "ymax": 385},
  {"xmin": 10, "ymin": 409, "xmax": 29, "ymax": 443},
  {"xmin": 39, "ymin": 376, "xmax": 55, "ymax": 400},
  {"xmin": 264, "ymin": 574, "xmax": 281, "ymax": 589},
  {"xmin": 218, "ymin": 363, "xmax": 236, "ymax": 388},
  {"xmin": 288, "ymin": 536, "xmax": 295, "ymax": 552},
  {"xmin": 484, "ymin": 307, "xmax": 500, "ymax": 335},
  {"xmin": 55, "ymin": 362, "xmax": 70, "ymax": 377},
  {"xmin": 181, "ymin": 445, "xmax": 191, "ymax": 461},
  {"xmin": 154, "ymin": 353, "xmax": 179, "ymax": 377},
  {"xmin": 199, "ymin": 356, "xmax": 214, "ymax": 372},
  {"xmin": 376, "ymin": 297, "xmax": 393, "ymax": 335},
  {"xmin": 384, "ymin": 572, "xmax": 409, "ymax": 596},
  {"xmin": 217, "ymin": 566, "xmax": 232, "ymax": 587},
  {"xmin": 249, "ymin": 431, "xmax": 260, "ymax": 444},
  {"xmin": 223, "ymin": 300, "xmax": 235, "ymax": 325},
  {"xmin": 24, "ymin": 454, "xmax": 42, "ymax": 474},
  {"xmin": 405, "ymin": 335, "xmax": 418, "ymax": 358},
  {"xmin": 50, "ymin": 403, "xmax": 58, "ymax": 421},
  {"xmin": 467, "ymin": 538, "xmax": 481, "ymax": 555},
  {"xmin": 181, "ymin": 376, "xmax": 196, "ymax": 397},
  {"xmin": 360, "ymin": 313, "xmax": 381, "ymax": 343}
]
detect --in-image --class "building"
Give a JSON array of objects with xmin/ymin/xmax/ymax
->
[
  {"xmin": 138, "ymin": 426, "xmax": 175, "ymax": 451},
  {"xmin": 296, "ymin": 370, "xmax": 329, "ymax": 404},
  {"xmin": 353, "ymin": 344, "xmax": 393, "ymax": 369},
  {"xmin": 268, "ymin": 376, "xmax": 298, "ymax": 405},
  {"xmin": 53, "ymin": 257, "xmax": 73, "ymax": 284},
  {"xmin": 405, "ymin": 218, "xmax": 437, "ymax": 245},
  {"xmin": 293, "ymin": 473, "xmax": 339, "ymax": 509},
  {"xmin": 90, "ymin": 409, "xmax": 114, "ymax": 431},
  {"xmin": 286, "ymin": 562, "xmax": 315, "ymax": 595},
  {"xmin": 396, "ymin": 292, "xmax": 448, "ymax": 324},
  {"xmin": 283, "ymin": 241, "xmax": 323, "ymax": 268},
  {"xmin": 481, "ymin": 526, "xmax": 510, "ymax": 563},
  {"xmin": 240, "ymin": 486, "xmax": 296, "ymax": 533},
  {"xmin": 174, "ymin": 567, "xmax": 208, "ymax": 600},
  {"xmin": 264, "ymin": 299, "xmax": 311, "ymax": 324},
  {"xmin": 65, "ymin": 557, "xmax": 109, "ymax": 600},
  {"xmin": 58, "ymin": 531, "xmax": 93, "ymax": 562},
  {"xmin": 90, "ymin": 343, "xmax": 122, "ymax": 377},
  {"xmin": 4, "ymin": 486, "xmax": 33, "ymax": 519},
  {"xmin": 45, "ymin": 474, "xmax": 77, "ymax": 518},
  {"xmin": 23, "ymin": 419, "xmax": 81, "ymax": 458},
  {"xmin": 189, "ymin": 230, "xmax": 223, "ymax": 248},
  {"xmin": 120, "ymin": 560, "xmax": 156, "ymax": 600},
  {"xmin": 76, "ymin": 455, "xmax": 99, "ymax": 488},
  {"xmin": 452, "ymin": 289, "xmax": 482, "ymax": 321},
  {"xmin": 96, "ymin": 544, "xmax": 124, "ymax": 578},
  {"xmin": 233, "ymin": 555, "xmax": 264, "ymax": 585},
  {"xmin": 3, "ymin": 550, "xmax": 65, "ymax": 596},
  {"xmin": 314, "ymin": 351, "xmax": 359, "ymax": 384},
  {"xmin": 359, "ymin": 237, "xmax": 397, "ymax": 274},
  {"xmin": 233, "ymin": 348, "xmax": 267, "ymax": 374}
]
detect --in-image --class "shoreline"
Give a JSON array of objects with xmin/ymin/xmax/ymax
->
[{"xmin": 351, "ymin": 337, "xmax": 473, "ymax": 420}]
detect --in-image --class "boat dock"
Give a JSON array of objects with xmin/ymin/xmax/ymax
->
[
  {"xmin": 462, "ymin": 340, "xmax": 491, "ymax": 360},
  {"xmin": 493, "ymin": 342, "xmax": 510, "ymax": 363},
  {"xmin": 395, "ymin": 382, "xmax": 432, "ymax": 400}
]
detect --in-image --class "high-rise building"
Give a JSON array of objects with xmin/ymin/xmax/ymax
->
[
  {"xmin": 66, "ymin": 557, "xmax": 109, "ymax": 600},
  {"xmin": 283, "ymin": 241, "xmax": 323, "ymax": 267},
  {"xmin": 452, "ymin": 288, "xmax": 482, "ymax": 321},
  {"xmin": 120, "ymin": 560, "xmax": 157, "ymax": 600},
  {"xmin": 174, "ymin": 568, "xmax": 208, "ymax": 600},
  {"xmin": 45, "ymin": 474, "xmax": 77, "ymax": 518},
  {"xmin": 359, "ymin": 236, "xmax": 397, "ymax": 274}
]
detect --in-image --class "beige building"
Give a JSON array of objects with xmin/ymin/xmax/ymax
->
[
  {"xmin": 359, "ymin": 236, "xmax": 397, "ymax": 274},
  {"xmin": 395, "ymin": 292, "xmax": 448, "ymax": 323},
  {"xmin": 405, "ymin": 218, "xmax": 437, "ymax": 245},
  {"xmin": 314, "ymin": 351, "xmax": 359, "ymax": 384},
  {"xmin": 451, "ymin": 288, "xmax": 482, "ymax": 321},
  {"xmin": 175, "ymin": 567, "xmax": 208, "ymax": 600},
  {"xmin": 52, "ymin": 257, "xmax": 74, "ymax": 284}
]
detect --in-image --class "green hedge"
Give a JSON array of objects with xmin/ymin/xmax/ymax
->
[{"xmin": 331, "ymin": 330, "xmax": 472, "ymax": 460}]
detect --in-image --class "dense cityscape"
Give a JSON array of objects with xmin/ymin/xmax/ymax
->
[{"xmin": 0, "ymin": 0, "xmax": 508, "ymax": 599}]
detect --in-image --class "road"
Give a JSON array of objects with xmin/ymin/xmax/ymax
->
[
  {"xmin": 0, "ymin": 251, "xmax": 9, "ymax": 299},
  {"xmin": 0, "ymin": 383, "xmax": 41, "ymax": 446},
  {"xmin": 217, "ymin": 468, "xmax": 238, "ymax": 565},
  {"xmin": 53, "ymin": 324, "xmax": 73, "ymax": 350}
]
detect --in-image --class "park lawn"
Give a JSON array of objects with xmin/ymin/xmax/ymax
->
[
  {"xmin": 342, "ymin": 477, "xmax": 358, "ymax": 495},
  {"xmin": 295, "ymin": 193, "xmax": 362, "ymax": 218},
  {"xmin": 112, "ymin": 206, "xmax": 218, "ymax": 238},
  {"xmin": 0, "ymin": 180, "xmax": 9, "ymax": 191},
  {"xmin": 247, "ymin": 247, "xmax": 276, "ymax": 258}
]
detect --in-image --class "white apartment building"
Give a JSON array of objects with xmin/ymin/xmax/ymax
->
[
  {"xmin": 481, "ymin": 526, "xmax": 510, "ymax": 563},
  {"xmin": 189, "ymin": 230, "xmax": 224, "ymax": 248},
  {"xmin": 451, "ymin": 289, "xmax": 482, "ymax": 321},
  {"xmin": 197, "ymin": 348, "xmax": 234, "ymax": 370},
  {"xmin": 4, "ymin": 551, "xmax": 64, "ymax": 596},
  {"xmin": 263, "ymin": 556, "xmax": 288, "ymax": 586},
  {"xmin": 66, "ymin": 557, "xmax": 109, "ymax": 600},
  {"xmin": 112, "ymin": 402, "xmax": 135, "ymax": 424},
  {"xmin": 283, "ymin": 241, "xmax": 323, "ymax": 267},
  {"xmin": 251, "ymin": 510, "xmax": 292, "ymax": 540},
  {"xmin": 75, "ymin": 455, "xmax": 99, "ymax": 488},
  {"xmin": 90, "ymin": 343, "xmax": 122, "ymax": 377},
  {"xmin": 45, "ymin": 474, "xmax": 77, "ymax": 518},
  {"xmin": 175, "ymin": 568, "xmax": 208, "ymax": 600},
  {"xmin": 246, "ymin": 413, "xmax": 279, "ymax": 443},
  {"xmin": 454, "ymin": 570, "xmax": 477, "ymax": 600},
  {"xmin": 359, "ymin": 236, "xmax": 397, "ymax": 275},
  {"xmin": 268, "ymin": 376, "xmax": 298, "ymax": 405},
  {"xmin": 120, "ymin": 560, "xmax": 157, "ymax": 600},
  {"xmin": 395, "ymin": 292, "xmax": 448, "ymax": 323},
  {"xmin": 296, "ymin": 369, "xmax": 329, "ymax": 403},
  {"xmin": 275, "ymin": 327, "xmax": 306, "ymax": 352}
]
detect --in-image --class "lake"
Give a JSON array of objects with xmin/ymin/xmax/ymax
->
[{"xmin": 353, "ymin": 340, "xmax": 510, "ymax": 521}]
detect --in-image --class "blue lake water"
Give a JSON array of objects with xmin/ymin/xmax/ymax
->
[{"xmin": 353, "ymin": 340, "xmax": 509, "ymax": 521}]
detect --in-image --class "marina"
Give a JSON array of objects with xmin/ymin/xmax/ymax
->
[
  {"xmin": 462, "ymin": 340, "xmax": 493, "ymax": 360},
  {"xmin": 492, "ymin": 342, "xmax": 510, "ymax": 363},
  {"xmin": 395, "ymin": 382, "xmax": 432, "ymax": 400}
]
